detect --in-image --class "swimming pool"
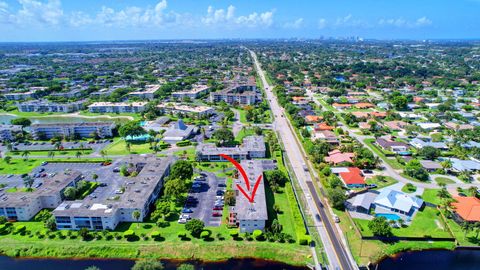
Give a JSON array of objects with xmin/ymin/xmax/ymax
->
[{"xmin": 376, "ymin": 213, "xmax": 401, "ymax": 221}]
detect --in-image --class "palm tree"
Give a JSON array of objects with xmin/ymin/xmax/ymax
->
[
  {"xmin": 6, "ymin": 142, "xmax": 12, "ymax": 152},
  {"xmin": 100, "ymin": 150, "xmax": 107, "ymax": 161},
  {"xmin": 54, "ymin": 141, "xmax": 62, "ymax": 150},
  {"xmin": 441, "ymin": 160, "xmax": 453, "ymax": 172},
  {"xmin": 48, "ymin": 151, "xmax": 55, "ymax": 159},
  {"xmin": 23, "ymin": 175, "xmax": 34, "ymax": 191},
  {"xmin": 467, "ymin": 186, "xmax": 478, "ymax": 197},
  {"xmin": 92, "ymin": 173, "xmax": 98, "ymax": 182},
  {"xmin": 398, "ymin": 218, "xmax": 405, "ymax": 228},
  {"xmin": 75, "ymin": 151, "xmax": 82, "ymax": 159},
  {"xmin": 132, "ymin": 210, "xmax": 141, "ymax": 228},
  {"xmin": 125, "ymin": 142, "xmax": 131, "ymax": 153},
  {"xmin": 21, "ymin": 150, "xmax": 30, "ymax": 161},
  {"xmin": 461, "ymin": 222, "xmax": 472, "ymax": 239},
  {"xmin": 3, "ymin": 156, "xmax": 12, "ymax": 164}
]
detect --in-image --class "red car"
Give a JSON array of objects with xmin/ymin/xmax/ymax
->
[
  {"xmin": 213, "ymin": 206, "xmax": 223, "ymax": 211},
  {"xmin": 212, "ymin": 212, "xmax": 222, "ymax": 217}
]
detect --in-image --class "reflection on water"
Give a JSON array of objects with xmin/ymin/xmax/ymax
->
[
  {"xmin": 0, "ymin": 256, "xmax": 308, "ymax": 270},
  {"xmin": 377, "ymin": 249, "xmax": 480, "ymax": 270}
]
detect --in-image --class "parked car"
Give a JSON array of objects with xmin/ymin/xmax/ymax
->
[
  {"xmin": 178, "ymin": 218, "xmax": 187, "ymax": 224},
  {"xmin": 41, "ymin": 161, "xmax": 48, "ymax": 166},
  {"xmin": 217, "ymin": 183, "xmax": 226, "ymax": 187},
  {"xmin": 333, "ymin": 215, "xmax": 340, "ymax": 223},
  {"xmin": 213, "ymin": 206, "xmax": 223, "ymax": 211},
  {"xmin": 212, "ymin": 212, "xmax": 222, "ymax": 217},
  {"xmin": 216, "ymin": 190, "xmax": 224, "ymax": 196},
  {"xmin": 182, "ymin": 208, "xmax": 193, "ymax": 213},
  {"xmin": 112, "ymin": 167, "xmax": 120, "ymax": 173}
]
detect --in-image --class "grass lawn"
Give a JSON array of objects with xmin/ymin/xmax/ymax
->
[
  {"xmin": 422, "ymin": 189, "xmax": 442, "ymax": 205},
  {"xmin": 333, "ymin": 208, "xmax": 455, "ymax": 265},
  {"xmin": 434, "ymin": 177, "xmax": 456, "ymax": 185},
  {"xmin": 363, "ymin": 139, "xmax": 404, "ymax": 170},
  {"xmin": 103, "ymin": 138, "xmax": 153, "ymax": 155},
  {"xmin": 366, "ymin": 175, "xmax": 398, "ymax": 189},
  {"xmin": 173, "ymin": 147, "xmax": 196, "ymax": 161},
  {"xmin": 235, "ymin": 128, "xmax": 256, "ymax": 142},
  {"xmin": 445, "ymin": 218, "xmax": 480, "ymax": 246},
  {"xmin": 6, "ymin": 187, "xmax": 35, "ymax": 193},
  {"xmin": 0, "ymin": 158, "xmax": 43, "ymax": 174},
  {"xmin": 237, "ymin": 109, "xmax": 249, "ymax": 124},
  {"xmin": 402, "ymin": 184, "xmax": 417, "ymax": 193},
  {"xmin": 354, "ymin": 207, "xmax": 451, "ymax": 238}
]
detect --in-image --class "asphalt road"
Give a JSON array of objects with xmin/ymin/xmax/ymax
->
[{"xmin": 250, "ymin": 49, "xmax": 356, "ymax": 270}]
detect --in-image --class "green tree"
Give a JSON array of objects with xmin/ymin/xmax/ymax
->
[
  {"xmin": 327, "ymin": 187, "xmax": 347, "ymax": 210},
  {"xmin": 418, "ymin": 146, "xmax": 441, "ymax": 160},
  {"xmin": 213, "ymin": 128, "xmax": 234, "ymax": 146},
  {"xmin": 23, "ymin": 175, "xmax": 34, "ymax": 191},
  {"xmin": 170, "ymin": 160, "xmax": 193, "ymax": 180},
  {"xmin": 405, "ymin": 159, "xmax": 429, "ymax": 181},
  {"xmin": 163, "ymin": 179, "xmax": 187, "ymax": 200},
  {"xmin": 63, "ymin": 186, "xmax": 76, "ymax": 200},
  {"xmin": 92, "ymin": 173, "xmax": 98, "ymax": 182},
  {"xmin": 391, "ymin": 95, "xmax": 408, "ymax": 110},
  {"xmin": 78, "ymin": 227, "xmax": 89, "ymax": 240},
  {"xmin": 265, "ymin": 170, "xmax": 288, "ymax": 188},
  {"xmin": 131, "ymin": 259, "xmax": 163, "ymax": 270},
  {"xmin": 11, "ymin": 117, "xmax": 32, "ymax": 130},
  {"xmin": 118, "ymin": 121, "xmax": 146, "ymax": 138},
  {"xmin": 3, "ymin": 156, "xmax": 12, "ymax": 164},
  {"xmin": 21, "ymin": 150, "xmax": 30, "ymax": 160},
  {"xmin": 48, "ymin": 151, "xmax": 55, "ymax": 159},
  {"xmin": 185, "ymin": 219, "xmax": 205, "ymax": 237},
  {"xmin": 368, "ymin": 216, "xmax": 392, "ymax": 237},
  {"xmin": 76, "ymin": 151, "xmax": 82, "ymax": 159},
  {"xmin": 132, "ymin": 210, "xmax": 141, "ymax": 228}
]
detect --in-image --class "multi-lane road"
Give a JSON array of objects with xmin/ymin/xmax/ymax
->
[{"xmin": 249, "ymin": 50, "xmax": 357, "ymax": 270}]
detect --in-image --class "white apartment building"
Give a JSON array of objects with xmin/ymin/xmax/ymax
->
[
  {"xmin": 30, "ymin": 122, "xmax": 115, "ymax": 139},
  {"xmin": 88, "ymin": 102, "xmax": 148, "ymax": 113},
  {"xmin": 172, "ymin": 85, "xmax": 210, "ymax": 100},
  {"xmin": 157, "ymin": 103, "xmax": 215, "ymax": 117}
]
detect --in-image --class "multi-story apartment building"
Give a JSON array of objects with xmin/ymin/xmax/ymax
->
[
  {"xmin": 157, "ymin": 103, "xmax": 215, "ymax": 117},
  {"xmin": 197, "ymin": 136, "xmax": 266, "ymax": 161},
  {"xmin": 53, "ymin": 155, "xmax": 174, "ymax": 230},
  {"xmin": 172, "ymin": 85, "xmax": 210, "ymax": 100},
  {"xmin": 209, "ymin": 84, "xmax": 259, "ymax": 105},
  {"xmin": 128, "ymin": 84, "xmax": 161, "ymax": 100},
  {"xmin": 4, "ymin": 87, "xmax": 46, "ymax": 101},
  {"xmin": 17, "ymin": 100, "xmax": 86, "ymax": 113},
  {"xmin": 230, "ymin": 160, "xmax": 268, "ymax": 233},
  {"xmin": 0, "ymin": 124, "xmax": 22, "ymax": 141},
  {"xmin": 0, "ymin": 171, "xmax": 82, "ymax": 221},
  {"xmin": 30, "ymin": 122, "xmax": 115, "ymax": 140},
  {"xmin": 88, "ymin": 102, "xmax": 148, "ymax": 113}
]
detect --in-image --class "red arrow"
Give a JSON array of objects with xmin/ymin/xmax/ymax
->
[
  {"xmin": 219, "ymin": 153, "xmax": 263, "ymax": 203},
  {"xmin": 219, "ymin": 153, "xmax": 251, "ymax": 191},
  {"xmin": 236, "ymin": 174, "xmax": 262, "ymax": 203}
]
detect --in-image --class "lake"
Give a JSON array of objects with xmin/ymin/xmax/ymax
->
[
  {"xmin": 0, "ymin": 113, "xmax": 131, "ymax": 125},
  {"xmin": 0, "ymin": 256, "xmax": 308, "ymax": 270},
  {"xmin": 377, "ymin": 248, "xmax": 480, "ymax": 270}
]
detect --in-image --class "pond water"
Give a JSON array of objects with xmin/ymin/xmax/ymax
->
[
  {"xmin": 376, "ymin": 248, "xmax": 480, "ymax": 270},
  {"xmin": 0, "ymin": 113, "xmax": 130, "ymax": 125},
  {"xmin": 0, "ymin": 256, "xmax": 308, "ymax": 270}
]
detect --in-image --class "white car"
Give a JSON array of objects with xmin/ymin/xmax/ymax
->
[{"xmin": 177, "ymin": 218, "xmax": 187, "ymax": 224}]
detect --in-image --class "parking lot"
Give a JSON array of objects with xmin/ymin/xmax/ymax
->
[
  {"xmin": 181, "ymin": 171, "xmax": 226, "ymax": 227},
  {"xmin": 4, "ymin": 140, "xmax": 111, "ymax": 153}
]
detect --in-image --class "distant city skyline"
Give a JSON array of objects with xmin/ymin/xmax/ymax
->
[{"xmin": 1, "ymin": 0, "xmax": 479, "ymax": 42}]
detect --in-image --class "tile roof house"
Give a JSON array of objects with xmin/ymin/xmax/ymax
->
[
  {"xmin": 444, "ymin": 122, "xmax": 475, "ymax": 131},
  {"xmin": 314, "ymin": 122, "xmax": 335, "ymax": 131},
  {"xmin": 337, "ymin": 167, "xmax": 366, "ymax": 188},
  {"xmin": 384, "ymin": 121, "xmax": 408, "ymax": 131},
  {"xmin": 373, "ymin": 189, "xmax": 424, "ymax": 217},
  {"xmin": 325, "ymin": 150, "xmax": 355, "ymax": 165},
  {"xmin": 312, "ymin": 130, "xmax": 339, "ymax": 145},
  {"xmin": 354, "ymin": 102, "xmax": 375, "ymax": 109},
  {"xmin": 451, "ymin": 197, "xmax": 480, "ymax": 223},
  {"xmin": 305, "ymin": 115, "xmax": 323, "ymax": 123},
  {"xmin": 375, "ymin": 138, "xmax": 409, "ymax": 153}
]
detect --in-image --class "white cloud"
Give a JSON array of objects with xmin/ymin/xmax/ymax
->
[
  {"xmin": 378, "ymin": 16, "xmax": 432, "ymax": 28},
  {"xmin": 284, "ymin": 18, "xmax": 304, "ymax": 29},
  {"xmin": 318, "ymin": 18, "xmax": 327, "ymax": 29},
  {"xmin": 201, "ymin": 5, "xmax": 274, "ymax": 28},
  {"xmin": 334, "ymin": 14, "xmax": 369, "ymax": 28}
]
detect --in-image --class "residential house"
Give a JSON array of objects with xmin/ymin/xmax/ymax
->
[
  {"xmin": 450, "ymin": 197, "xmax": 480, "ymax": 223},
  {"xmin": 375, "ymin": 138, "xmax": 409, "ymax": 153},
  {"xmin": 325, "ymin": 150, "xmax": 355, "ymax": 165}
]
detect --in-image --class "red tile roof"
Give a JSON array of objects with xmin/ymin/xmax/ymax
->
[
  {"xmin": 339, "ymin": 167, "xmax": 365, "ymax": 185},
  {"xmin": 451, "ymin": 197, "xmax": 480, "ymax": 222}
]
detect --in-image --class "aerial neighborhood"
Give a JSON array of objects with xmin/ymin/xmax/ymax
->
[{"xmin": 0, "ymin": 39, "xmax": 479, "ymax": 270}]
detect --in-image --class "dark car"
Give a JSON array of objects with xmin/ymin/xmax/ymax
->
[
  {"xmin": 216, "ymin": 190, "xmax": 225, "ymax": 196},
  {"xmin": 315, "ymin": 214, "xmax": 321, "ymax": 222},
  {"xmin": 217, "ymin": 183, "xmax": 226, "ymax": 187},
  {"xmin": 212, "ymin": 212, "xmax": 222, "ymax": 217},
  {"xmin": 182, "ymin": 208, "xmax": 193, "ymax": 213},
  {"xmin": 213, "ymin": 206, "xmax": 223, "ymax": 211}
]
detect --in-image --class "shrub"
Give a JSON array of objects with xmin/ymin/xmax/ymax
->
[
  {"xmin": 229, "ymin": 230, "xmax": 239, "ymax": 238},
  {"xmin": 14, "ymin": 225, "xmax": 26, "ymax": 234},
  {"xmin": 151, "ymin": 231, "xmax": 161, "ymax": 240},
  {"xmin": 299, "ymin": 235, "xmax": 312, "ymax": 245},
  {"xmin": 253, "ymin": 230, "xmax": 263, "ymax": 240},
  {"xmin": 200, "ymin": 230, "xmax": 210, "ymax": 239},
  {"xmin": 123, "ymin": 230, "xmax": 135, "ymax": 239},
  {"xmin": 177, "ymin": 231, "xmax": 187, "ymax": 239}
]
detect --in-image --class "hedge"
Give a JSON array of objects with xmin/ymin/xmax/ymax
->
[
  {"xmin": 200, "ymin": 231, "xmax": 210, "ymax": 239},
  {"xmin": 299, "ymin": 235, "xmax": 312, "ymax": 245},
  {"xmin": 176, "ymin": 140, "xmax": 192, "ymax": 147},
  {"xmin": 151, "ymin": 231, "xmax": 161, "ymax": 240},
  {"xmin": 14, "ymin": 225, "xmax": 26, "ymax": 234},
  {"xmin": 229, "ymin": 230, "xmax": 239, "ymax": 237}
]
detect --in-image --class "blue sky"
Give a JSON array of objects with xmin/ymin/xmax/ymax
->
[{"xmin": 0, "ymin": 0, "xmax": 479, "ymax": 41}]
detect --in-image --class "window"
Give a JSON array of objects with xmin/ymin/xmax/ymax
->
[{"xmin": 55, "ymin": 216, "xmax": 71, "ymax": 224}]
